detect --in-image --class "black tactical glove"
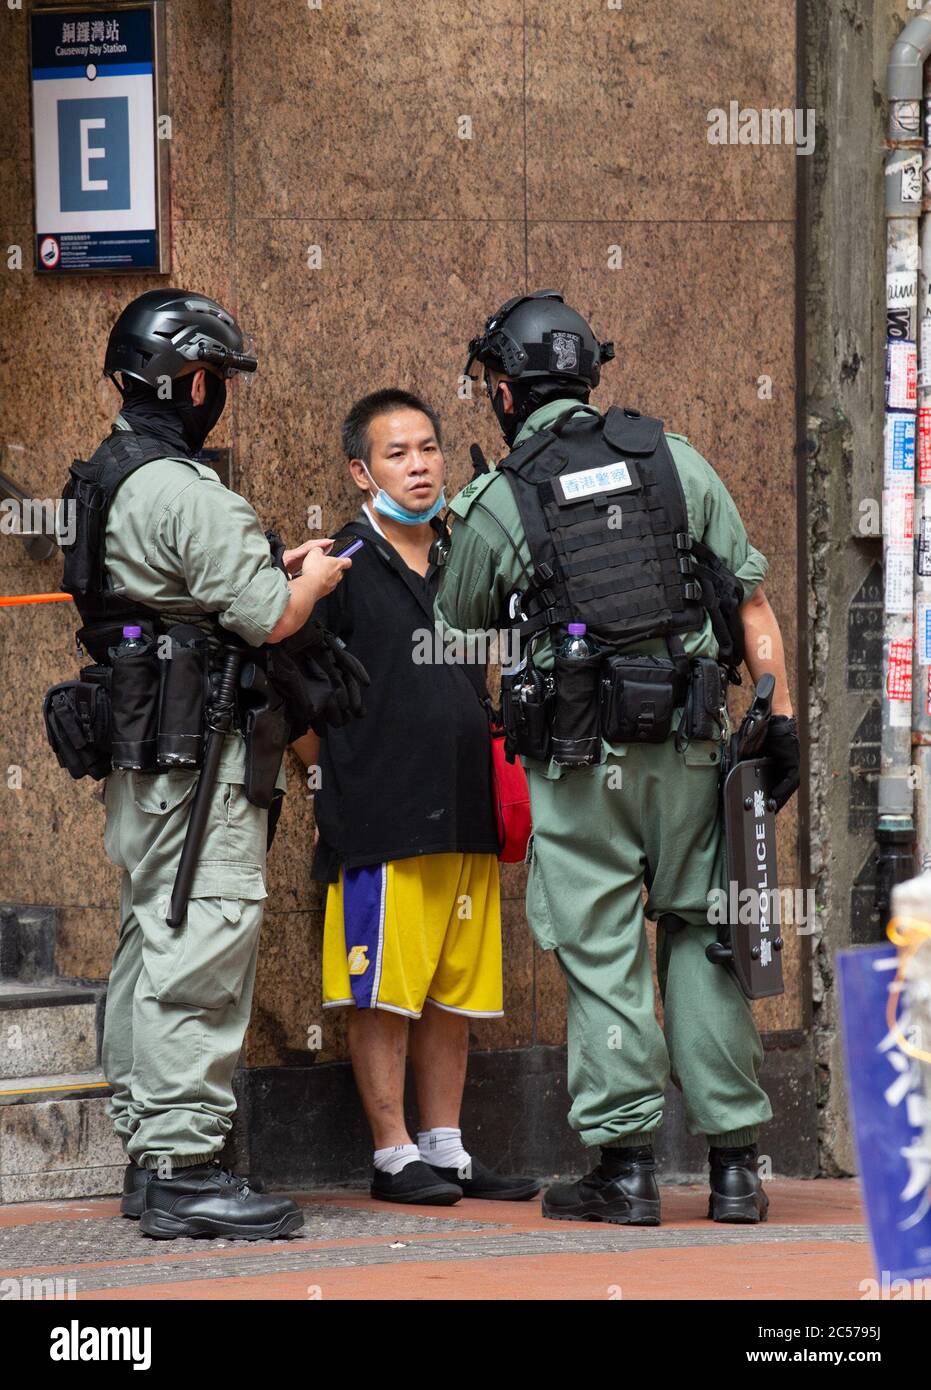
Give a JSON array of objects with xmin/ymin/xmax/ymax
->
[
  {"xmin": 308, "ymin": 628, "xmax": 369, "ymax": 733},
  {"xmin": 266, "ymin": 619, "xmax": 369, "ymax": 739},
  {"xmin": 762, "ymin": 715, "xmax": 800, "ymax": 811}
]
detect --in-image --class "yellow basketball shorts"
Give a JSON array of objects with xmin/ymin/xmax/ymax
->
[{"xmin": 323, "ymin": 852, "xmax": 503, "ymax": 1019}]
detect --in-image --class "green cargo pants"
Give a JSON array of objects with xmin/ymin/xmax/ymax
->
[
  {"xmin": 525, "ymin": 736, "xmax": 772, "ymax": 1150},
  {"xmin": 100, "ymin": 764, "xmax": 269, "ymax": 1169}
]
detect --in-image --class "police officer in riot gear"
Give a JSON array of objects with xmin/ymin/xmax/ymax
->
[
  {"xmin": 46, "ymin": 289, "xmax": 364, "ymax": 1240},
  {"xmin": 435, "ymin": 291, "xmax": 800, "ymax": 1224}
]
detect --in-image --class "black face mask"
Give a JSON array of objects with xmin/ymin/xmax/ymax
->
[
  {"xmin": 119, "ymin": 372, "xmax": 227, "ymax": 456},
  {"xmin": 491, "ymin": 382, "xmax": 522, "ymax": 446},
  {"xmin": 175, "ymin": 371, "xmax": 227, "ymax": 453}
]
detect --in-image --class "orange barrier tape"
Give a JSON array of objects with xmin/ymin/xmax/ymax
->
[{"xmin": 0, "ymin": 593, "xmax": 72, "ymax": 606}]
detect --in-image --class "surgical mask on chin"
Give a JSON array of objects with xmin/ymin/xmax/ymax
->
[{"xmin": 361, "ymin": 463, "xmax": 446, "ymax": 526}]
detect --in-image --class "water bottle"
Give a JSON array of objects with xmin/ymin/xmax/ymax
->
[
  {"xmin": 115, "ymin": 625, "xmax": 147, "ymax": 659},
  {"xmin": 558, "ymin": 622, "xmax": 597, "ymax": 662},
  {"xmin": 552, "ymin": 622, "xmax": 602, "ymax": 766}
]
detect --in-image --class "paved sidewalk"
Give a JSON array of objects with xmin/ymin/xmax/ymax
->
[{"xmin": 0, "ymin": 1179, "xmax": 869, "ymax": 1301}]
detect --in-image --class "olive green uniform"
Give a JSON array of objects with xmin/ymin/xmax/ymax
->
[
  {"xmin": 98, "ymin": 417, "xmax": 289, "ymax": 1169},
  {"xmin": 435, "ymin": 399, "xmax": 773, "ymax": 1150}
]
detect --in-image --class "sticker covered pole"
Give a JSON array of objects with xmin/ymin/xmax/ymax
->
[
  {"xmin": 916, "ymin": 57, "xmax": 931, "ymax": 871},
  {"xmin": 880, "ymin": 7, "xmax": 931, "ymax": 917}
]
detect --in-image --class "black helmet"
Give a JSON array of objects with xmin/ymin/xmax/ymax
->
[
  {"xmin": 464, "ymin": 290, "xmax": 614, "ymax": 390},
  {"xmin": 104, "ymin": 289, "xmax": 258, "ymax": 389}
]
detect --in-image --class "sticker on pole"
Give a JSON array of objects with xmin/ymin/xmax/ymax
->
[
  {"xmin": 919, "ymin": 512, "xmax": 931, "ymax": 578},
  {"xmin": 917, "ymin": 602, "xmax": 931, "ymax": 666},
  {"xmin": 919, "ymin": 406, "xmax": 931, "ymax": 485},
  {"xmin": 883, "ymin": 489, "xmax": 914, "ymax": 546},
  {"xmin": 886, "ymin": 340, "xmax": 918, "ymax": 410},
  {"xmin": 885, "ymin": 412, "xmax": 916, "ymax": 485},
  {"xmin": 887, "ymin": 270, "xmax": 918, "ymax": 310},
  {"xmin": 886, "ymin": 638, "xmax": 913, "ymax": 725},
  {"xmin": 884, "ymin": 548, "xmax": 914, "ymax": 615}
]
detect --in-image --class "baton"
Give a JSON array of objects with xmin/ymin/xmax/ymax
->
[{"xmin": 167, "ymin": 645, "xmax": 243, "ymax": 929}]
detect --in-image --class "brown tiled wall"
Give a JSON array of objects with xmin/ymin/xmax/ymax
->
[{"xmin": 0, "ymin": 1, "xmax": 800, "ymax": 1062}]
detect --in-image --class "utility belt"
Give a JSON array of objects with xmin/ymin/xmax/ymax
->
[
  {"xmin": 501, "ymin": 645, "xmax": 728, "ymax": 767},
  {"xmin": 43, "ymin": 619, "xmax": 288, "ymax": 808}
]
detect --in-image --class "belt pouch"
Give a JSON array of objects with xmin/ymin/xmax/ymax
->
[
  {"xmin": 600, "ymin": 655, "xmax": 677, "ymax": 744},
  {"xmin": 43, "ymin": 667, "xmax": 112, "ymax": 780},
  {"xmin": 109, "ymin": 635, "xmax": 160, "ymax": 770},
  {"xmin": 157, "ymin": 624, "xmax": 209, "ymax": 768},
  {"xmin": 502, "ymin": 665, "xmax": 553, "ymax": 763},
  {"xmin": 680, "ymin": 657, "xmax": 725, "ymax": 743},
  {"xmin": 552, "ymin": 653, "xmax": 603, "ymax": 766}
]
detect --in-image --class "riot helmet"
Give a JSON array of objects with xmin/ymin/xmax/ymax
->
[
  {"xmin": 104, "ymin": 289, "xmax": 258, "ymax": 390},
  {"xmin": 464, "ymin": 290, "xmax": 614, "ymax": 443},
  {"xmin": 464, "ymin": 290, "xmax": 614, "ymax": 391}
]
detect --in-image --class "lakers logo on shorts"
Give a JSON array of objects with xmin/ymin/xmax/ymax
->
[{"xmin": 347, "ymin": 944, "xmax": 370, "ymax": 976}]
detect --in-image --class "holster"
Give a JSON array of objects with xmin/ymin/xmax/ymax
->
[{"xmin": 239, "ymin": 661, "xmax": 290, "ymax": 808}]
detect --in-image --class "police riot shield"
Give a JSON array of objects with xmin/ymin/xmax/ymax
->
[{"xmin": 720, "ymin": 756, "xmax": 785, "ymax": 999}]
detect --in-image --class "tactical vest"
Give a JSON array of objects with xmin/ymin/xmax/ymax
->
[
  {"xmin": 496, "ymin": 405, "xmax": 705, "ymax": 650},
  {"xmin": 61, "ymin": 428, "xmax": 221, "ymax": 664}
]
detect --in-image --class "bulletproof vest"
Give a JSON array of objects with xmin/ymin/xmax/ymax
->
[
  {"xmin": 496, "ymin": 405, "xmax": 705, "ymax": 648},
  {"xmin": 61, "ymin": 428, "xmax": 220, "ymax": 663}
]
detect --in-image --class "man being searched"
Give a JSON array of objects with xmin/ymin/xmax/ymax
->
[{"xmin": 293, "ymin": 388, "xmax": 539, "ymax": 1206}]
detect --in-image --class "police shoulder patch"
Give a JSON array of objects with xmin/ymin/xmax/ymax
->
[{"xmin": 448, "ymin": 468, "xmax": 502, "ymax": 519}]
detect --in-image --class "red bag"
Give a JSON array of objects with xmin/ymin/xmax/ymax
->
[{"xmin": 488, "ymin": 718, "xmax": 532, "ymax": 863}]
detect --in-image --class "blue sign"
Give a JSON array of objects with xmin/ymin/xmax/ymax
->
[
  {"xmin": 30, "ymin": 6, "xmax": 165, "ymax": 273},
  {"xmin": 838, "ymin": 944, "xmax": 931, "ymax": 1284},
  {"xmin": 57, "ymin": 97, "xmax": 131, "ymax": 212}
]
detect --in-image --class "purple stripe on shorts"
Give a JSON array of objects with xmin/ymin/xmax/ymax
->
[{"xmin": 343, "ymin": 863, "xmax": 385, "ymax": 1008}]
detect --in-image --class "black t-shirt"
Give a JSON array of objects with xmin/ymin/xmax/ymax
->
[{"xmin": 310, "ymin": 512, "xmax": 500, "ymax": 881}]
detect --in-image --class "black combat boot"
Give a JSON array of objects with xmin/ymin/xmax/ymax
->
[
  {"xmin": 138, "ymin": 1161, "xmax": 302, "ymax": 1241},
  {"xmin": 708, "ymin": 1144, "xmax": 769, "ymax": 1223},
  {"xmin": 121, "ymin": 1159, "xmax": 265, "ymax": 1218},
  {"xmin": 542, "ymin": 1145, "xmax": 661, "ymax": 1225}
]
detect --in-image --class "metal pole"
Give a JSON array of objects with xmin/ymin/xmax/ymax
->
[
  {"xmin": 915, "ymin": 59, "xmax": 931, "ymax": 872},
  {"xmin": 880, "ymin": 8, "xmax": 931, "ymax": 918}
]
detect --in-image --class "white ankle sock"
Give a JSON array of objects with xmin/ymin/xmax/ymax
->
[
  {"xmin": 373, "ymin": 1143, "xmax": 420, "ymax": 1175},
  {"xmin": 417, "ymin": 1127, "xmax": 471, "ymax": 1172}
]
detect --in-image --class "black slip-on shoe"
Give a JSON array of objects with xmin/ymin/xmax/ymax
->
[
  {"xmin": 708, "ymin": 1145, "xmax": 769, "ymax": 1223},
  {"xmin": 121, "ymin": 1160, "xmax": 265, "ymax": 1219},
  {"xmin": 542, "ymin": 1146, "xmax": 661, "ymax": 1226},
  {"xmin": 426, "ymin": 1156, "xmax": 540, "ymax": 1201},
  {"xmin": 370, "ymin": 1160, "xmax": 462, "ymax": 1205},
  {"xmin": 138, "ymin": 1162, "xmax": 301, "ymax": 1241}
]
